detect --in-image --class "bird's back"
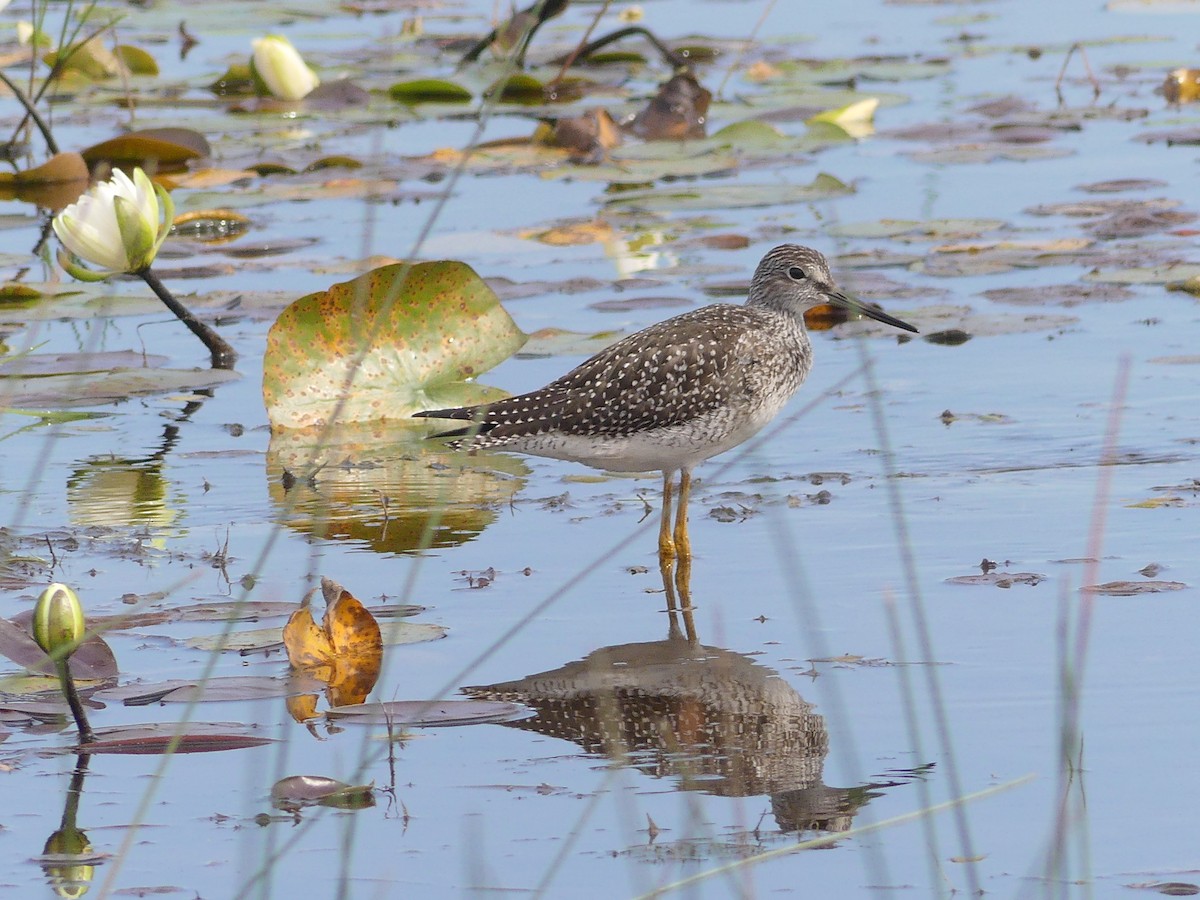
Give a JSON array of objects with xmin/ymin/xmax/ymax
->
[{"xmin": 417, "ymin": 303, "xmax": 812, "ymax": 471}]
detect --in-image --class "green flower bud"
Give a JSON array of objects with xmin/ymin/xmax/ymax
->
[
  {"xmin": 251, "ymin": 35, "xmax": 319, "ymax": 100},
  {"xmin": 32, "ymin": 583, "xmax": 85, "ymax": 659}
]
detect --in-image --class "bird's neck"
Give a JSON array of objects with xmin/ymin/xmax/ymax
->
[{"xmin": 745, "ymin": 292, "xmax": 808, "ymax": 329}]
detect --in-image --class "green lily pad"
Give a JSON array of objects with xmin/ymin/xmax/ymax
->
[
  {"xmin": 828, "ymin": 218, "xmax": 1007, "ymax": 240},
  {"xmin": 114, "ymin": 45, "xmax": 159, "ymax": 76},
  {"xmin": 603, "ymin": 173, "xmax": 852, "ymax": 212},
  {"xmin": 388, "ymin": 78, "xmax": 473, "ymax": 104},
  {"xmin": 1083, "ymin": 264, "xmax": 1200, "ymax": 285},
  {"xmin": 263, "ymin": 261, "xmax": 527, "ymax": 430},
  {"xmin": 488, "ymin": 73, "xmax": 546, "ymax": 103}
]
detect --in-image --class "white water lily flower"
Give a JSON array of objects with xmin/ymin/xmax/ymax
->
[
  {"xmin": 52, "ymin": 167, "xmax": 173, "ymax": 279},
  {"xmin": 252, "ymin": 35, "xmax": 319, "ymax": 101}
]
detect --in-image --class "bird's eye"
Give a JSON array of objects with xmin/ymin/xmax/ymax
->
[{"xmin": 787, "ymin": 266, "xmax": 807, "ymax": 281}]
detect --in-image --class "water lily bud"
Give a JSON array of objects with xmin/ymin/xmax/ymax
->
[
  {"xmin": 32, "ymin": 583, "xmax": 85, "ymax": 659},
  {"xmin": 251, "ymin": 35, "xmax": 319, "ymax": 100},
  {"xmin": 52, "ymin": 168, "xmax": 174, "ymax": 279},
  {"xmin": 42, "ymin": 826, "xmax": 94, "ymax": 899}
]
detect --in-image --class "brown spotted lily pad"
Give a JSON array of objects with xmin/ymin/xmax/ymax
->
[{"xmin": 262, "ymin": 261, "xmax": 527, "ymax": 430}]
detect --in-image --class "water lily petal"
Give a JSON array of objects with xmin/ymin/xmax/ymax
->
[
  {"xmin": 113, "ymin": 195, "xmax": 156, "ymax": 272},
  {"xmin": 52, "ymin": 200, "xmax": 129, "ymax": 272}
]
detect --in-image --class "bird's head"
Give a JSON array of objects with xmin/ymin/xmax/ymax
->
[{"xmin": 748, "ymin": 244, "xmax": 918, "ymax": 334}]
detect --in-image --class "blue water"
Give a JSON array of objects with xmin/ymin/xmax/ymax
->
[{"xmin": 2, "ymin": 0, "xmax": 1200, "ymax": 897}]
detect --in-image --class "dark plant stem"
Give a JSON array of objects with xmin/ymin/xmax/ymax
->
[
  {"xmin": 0, "ymin": 70, "xmax": 59, "ymax": 155},
  {"xmin": 548, "ymin": 26, "xmax": 686, "ymax": 70},
  {"xmin": 56, "ymin": 660, "xmax": 94, "ymax": 745},
  {"xmin": 62, "ymin": 753, "xmax": 90, "ymax": 826},
  {"xmin": 138, "ymin": 266, "xmax": 236, "ymax": 369}
]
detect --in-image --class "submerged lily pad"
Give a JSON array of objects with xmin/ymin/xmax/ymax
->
[
  {"xmin": 262, "ymin": 261, "xmax": 527, "ymax": 430},
  {"xmin": 271, "ymin": 775, "xmax": 375, "ymax": 810}
]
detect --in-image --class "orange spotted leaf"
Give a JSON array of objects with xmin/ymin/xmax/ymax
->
[{"xmin": 262, "ymin": 260, "xmax": 526, "ymax": 430}]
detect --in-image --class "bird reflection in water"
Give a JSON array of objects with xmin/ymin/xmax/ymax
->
[{"xmin": 464, "ymin": 557, "xmax": 922, "ymax": 836}]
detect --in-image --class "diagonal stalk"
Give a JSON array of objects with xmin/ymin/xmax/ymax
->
[{"xmin": 138, "ymin": 266, "xmax": 236, "ymax": 369}]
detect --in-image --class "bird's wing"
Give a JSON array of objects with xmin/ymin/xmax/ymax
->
[{"xmin": 416, "ymin": 305, "xmax": 784, "ymax": 440}]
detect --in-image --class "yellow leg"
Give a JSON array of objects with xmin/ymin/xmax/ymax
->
[
  {"xmin": 658, "ymin": 471, "xmax": 676, "ymax": 560},
  {"xmin": 674, "ymin": 551, "xmax": 697, "ymax": 644},
  {"xmin": 673, "ymin": 468, "xmax": 692, "ymax": 560}
]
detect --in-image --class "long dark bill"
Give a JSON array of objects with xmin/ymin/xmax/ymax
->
[{"xmin": 826, "ymin": 289, "xmax": 919, "ymax": 334}]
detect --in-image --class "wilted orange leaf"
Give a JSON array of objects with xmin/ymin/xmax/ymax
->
[
  {"xmin": 283, "ymin": 577, "xmax": 382, "ymax": 709},
  {"xmin": 282, "ymin": 606, "xmax": 332, "ymax": 668}
]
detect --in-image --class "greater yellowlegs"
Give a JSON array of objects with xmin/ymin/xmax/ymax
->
[{"xmin": 415, "ymin": 244, "xmax": 918, "ymax": 559}]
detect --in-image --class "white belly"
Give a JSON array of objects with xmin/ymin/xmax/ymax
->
[{"xmin": 506, "ymin": 402, "xmax": 783, "ymax": 473}]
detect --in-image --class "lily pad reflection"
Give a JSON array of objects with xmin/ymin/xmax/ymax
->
[{"xmin": 266, "ymin": 422, "xmax": 530, "ymax": 554}]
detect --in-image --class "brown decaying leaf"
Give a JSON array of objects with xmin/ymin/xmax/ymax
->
[
  {"xmin": 624, "ymin": 72, "xmax": 711, "ymax": 141},
  {"xmin": 544, "ymin": 109, "xmax": 622, "ymax": 160},
  {"xmin": 1162, "ymin": 68, "xmax": 1200, "ymax": 104},
  {"xmin": 283, "ymin": 577, "xmax": 382, "ymax": 708},
  {"xmin": 0, "ymin": 152, "xmax": 90, "ymax": 209},
  {"xmin": 80, "ymin": 128, "xmax": 211, "ymax": 171}
]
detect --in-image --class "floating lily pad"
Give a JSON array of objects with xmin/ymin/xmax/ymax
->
[
  {"xmin": 946, "ymin": 572, "xmax": 1046, "ymax": 587},
  {"xmin": 81, "ymin": 128, "xmax": 211, "ymax": 169},
  {"xmin": 324, "ymin": 699, "xmax": 530, "ymax": 727},
  {"xmin": 93, "ymin": 676, "xmax": 294, "ymax": 705},
  {"xmin": 603, "ymin": 173, "xmax": 852, "ymax": 212},
  {"xmin": 982, "ymin": 284, "xmax": 1135, "ymax": 306},
  {"xmin": 185, "ymin": 620, "xmax": 446, "ymax": 653},
  {"xmin": 80, "ymin": 723, "xmax": 276, "ymax": 754},
  {"xmin": 1081, "ymin": 581, "xmax": 1187, "ymax": 596},
  {"xmin": 114, "ymin": 44, "xmax": 158, "ymax": 75},
  {"xmin": 263, "ymin": 261, "xmax": 527, "ymax": 430},
  {"xmin": 0, "ymin": 364, "xmax": 240, "ymax": 409},
  {"xmin": 0, "ymin": 615, "xmax": 118, "ymax": 680},
  {"xmin": 828, "ymin": 218, "xmax": 1007, "ymax": 240},
  {"xmin": 1084, "ymin": 264, "xmax": 1200, "ymax": 285},
  {"xmin": 388, "ymin": 78, "xmax": 473, "ymax": 104}
]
